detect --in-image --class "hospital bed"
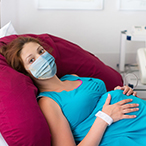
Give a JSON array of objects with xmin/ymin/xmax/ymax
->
[
  {"xmin": 0, "ymin": 1, "xmax": 124, "ymax": 145},
  {"xmin": 0, "ymin": 22, "xmax": 124, "ymax": 146}
]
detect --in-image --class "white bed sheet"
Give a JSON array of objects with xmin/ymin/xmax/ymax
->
[{"xmin": 0, "ymin": 133, "xmax": 8, "ymax": 146}]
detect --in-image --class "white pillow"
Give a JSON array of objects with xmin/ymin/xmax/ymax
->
[
  {"xmin": 0, "ymin": 21, "xmax": 17, "ymax": 38},
  {"xmin": 0, "ymin": 133, "xmax": 8, "ymax": 146}
]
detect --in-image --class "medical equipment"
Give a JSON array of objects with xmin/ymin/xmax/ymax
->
[
  {"xmin": 123, "ymin": 73, "xmax": 138, "ymax": 89},
  {"xmin": 119, "ymin": 27, "xmax": 146, "ymax": 98},
  {"xmin": 119, "ymin": 26, "xmax": 146, "ymax": 72},
  {"xmin": 131, "ymin": 26, "xmax": 146, "ymax": 36},
  {"xmin": 137, "ymin": 48, "xmax": 146, "ymax": 84}
]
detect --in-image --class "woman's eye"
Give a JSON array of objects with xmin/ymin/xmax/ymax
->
[
  {"xmin": 39, "ymin": 48, "xmax": 45, "ymax": 54},
  {"xmin": 29, "ymin": 58, "xmax": 35, "ymax": 64}
]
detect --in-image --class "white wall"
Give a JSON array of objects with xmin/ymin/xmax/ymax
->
[{"xmin": 1, "ymin": 0, "xmax": 146, "ymax": 70}]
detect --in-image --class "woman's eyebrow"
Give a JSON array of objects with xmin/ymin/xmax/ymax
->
[
  {"xmin": 25, "ymin": 54, "xmax": 32, "ymax": 62},
  {"xmin": 25, "ymin": 45, "xmax": 41, "ymax": 61},
  {"xmin": 37, "ymin": 45, "xmax": 42, "ymax": 51}
]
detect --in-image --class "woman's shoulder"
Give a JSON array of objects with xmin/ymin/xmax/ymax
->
[
  {"xmin": 38, "ymin": 96, "xmax": 59, "ymax": 107},
  {"xmin": 71, "ymin": 74, "xmax": 78, "ymax": 77}
]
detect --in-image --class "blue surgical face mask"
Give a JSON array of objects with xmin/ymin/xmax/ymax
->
[{"xmin": 29, "ymin": 51, "xmax": 57, "ymax": 79}]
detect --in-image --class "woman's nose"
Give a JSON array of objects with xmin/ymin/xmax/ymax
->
[{"xmin": 36, "ymin": 54, "xmax": 41, "ymax": 60}]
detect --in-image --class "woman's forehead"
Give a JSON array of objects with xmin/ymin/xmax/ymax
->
[
  {"xmin": 20, "ymin": 42, "xmax": 40, "ymax": 59},
  {"xmin": 23, "ymin": 42, "xmax": 40, "ymax": 50}
]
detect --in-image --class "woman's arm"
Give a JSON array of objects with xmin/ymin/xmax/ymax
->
[
  {"xmin": 38, "ymin": 97, "xmax": 108, "ymax": 146},
  {"xmin": 38, "ymin": 97, "xmax": 76, "ymax": 146},
  {"xmin": 78, "ymin": 116, "xmax": 108, "ymax": 146},
  {"xmin": 38, "ymin": 95, "xmax": 139, "ymax": 146}
]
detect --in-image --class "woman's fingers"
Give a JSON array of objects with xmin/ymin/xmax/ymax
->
[
  {"xmin": 133, "ymin": 91, "xmax": 137, "ymax": 96},
  {"xmin": 122, "ymin": 107, "xmax": 139, "ymax": 114},
  {"xmin": 117, "ymin": 99, "xmax": 133, "ymax": 105},
  {"xmin": 114, "ymin": 86, "xmax": 121, "ymax": 90},
  {"xmin": 122, "ymin": 114, "xmax": 137, "ymax": 119},
  {"xmin": 122, "ymin": 103, "xmax": 139, "ymax": 109},
  {"xmin": 117, "ymin": 100, "xmax": 139, "ymax": 113},
  {"xmin": 126, "ymin": 88, "xmax": 134, "ymax": 96},
  {"xmin": 121, "ymin": 102, "xmax": 139, "ymax": 114},
  {"xmin": 104, "ymin": 94, "xmax": 111, "ymax": 106},
  {"xmin": 114, "ymin": 85, "xmax": 137, "ymax": 96},
  {"xmin": 122, "ymin": 86, "xmax": 132, "ymax": 95},
  {"xmin": 122, "ymin": 86, "xmax": 129, "ymax": 95}
]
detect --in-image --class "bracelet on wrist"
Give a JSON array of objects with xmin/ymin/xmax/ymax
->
[{"xmin": 95, "ymin": 111, "xmax": 113, "ymax": 126}]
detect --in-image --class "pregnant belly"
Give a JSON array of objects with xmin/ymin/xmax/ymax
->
[{"xmin": 97, "ymin": 90, "xmax": 146, "ymax": 145}]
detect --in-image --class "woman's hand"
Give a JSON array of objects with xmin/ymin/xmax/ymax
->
[
  {"xmin": 114, "ymin": 85, "xmax": 137, "ymax": 96},
  {"xmin": 102, "ymin": 94, "xmax": 139, "ymax": 122}
]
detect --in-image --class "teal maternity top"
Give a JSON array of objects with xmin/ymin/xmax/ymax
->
[{"xmin": 38, "ymin": 74, "xmax": 146, "ymax": 146}]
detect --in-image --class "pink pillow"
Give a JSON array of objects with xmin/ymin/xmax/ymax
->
[
  {"xmin": 0, "ymin": 54, "xmax": 51, "ymax": 145},
  {"xmin": 0, "ymin": 34, "xmax": 123, "ymax": 91},
  {"xmin": 48, "ymin": 34, "xmax": 123, "ymax": 91}
]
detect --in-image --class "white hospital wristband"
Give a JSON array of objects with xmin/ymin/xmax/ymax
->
[{"xmin": 95, "ymin": 111, "xmax": 113, "ymax": 126}]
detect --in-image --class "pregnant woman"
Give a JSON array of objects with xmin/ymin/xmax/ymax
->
[{"xmin": 1, "ymin": 36, "xmax": 146, "ymax": 146}]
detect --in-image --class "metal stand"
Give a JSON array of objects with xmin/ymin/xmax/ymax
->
[{"xmin": 119, "ymin": 30, "xmax": 146, "ymax": 72}]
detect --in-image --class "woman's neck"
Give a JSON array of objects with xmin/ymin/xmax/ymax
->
[{"xmin": 34, "ymin": 75, "xmax": 64, "ymax": 92}]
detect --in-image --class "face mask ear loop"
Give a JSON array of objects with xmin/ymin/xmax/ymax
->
[{"xmin": 123, "ymin": 73, "xmax": 138, "ymax": 90}]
